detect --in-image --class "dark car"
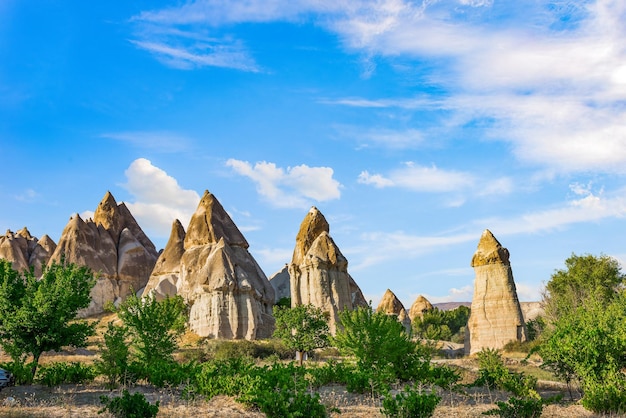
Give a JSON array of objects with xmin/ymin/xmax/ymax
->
[{"xmin": 0, "ymin": 369, "xmax": 15, "ymax": 389}]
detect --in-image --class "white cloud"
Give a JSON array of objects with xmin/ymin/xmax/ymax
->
[
  {"xmin": 122, "ymin": 158, "xmax": 200, "ymax": 239},
  {"xmin": 335, "ymin": 126, "xmax": 425, "ymax": 149},
  {"xmin": 14, "ymin": 189, "xmax": 38, "ymax": 202},
  {"xmin": 226, "ymin": 159, "xmax": 342, "ymax": 208},
  {"xmin": 359, "ymin": 162, "xmax": 474, "ymax": 192},
  {"xmin": 425, "ymin": 285, "xmax": 473, "ymax": 304}
]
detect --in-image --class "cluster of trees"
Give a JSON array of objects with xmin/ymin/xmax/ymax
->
[{"xmin": 412, "ymin": 305, "xmax": 470, "ymax": 342}]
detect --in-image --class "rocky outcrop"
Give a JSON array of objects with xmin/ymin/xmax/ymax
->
[
  {"xmin": 48, "ymin": 192, "xmax": 158, "ymax": 316},
  {"xmin": 0, "ymin": 228, "xmax": 56, "ymax": 276},
  {"xmin": 269, "ymin": 264, "xmax": 291, "ymax": 303},
  {"xmin": 377, "ymin": 289, "xmax": 411, "ymax": 334},
  {"xmin": 288, "ymin": 207, "xmax": 367, "ymax": 334},
  {"xmin": 409, "ymin": 295, "xmax": 433, "ymax": 322},
  {"xmin": 465, "ymin": 230, "xmax": 527, "ymax": 355},
  {"xmin": 145, "ymin": 190, "xmax": 275, "ymax": 340}
]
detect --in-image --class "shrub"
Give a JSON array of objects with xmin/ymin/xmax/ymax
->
[
  {"xmin": 381, "ymin": 385, "xmax": 441, "ymax": 418},
  {"xmin": 473, "ymin": 349, "xmax": 538, "ymax": 399},
  {"xmin": 36, "ymin": 362, "xmax": 96, "ymax": 387},
  {"xmin": 99, "ymin": 389, "xmax": 159, "ymax": 418},
  {"xmin": 0, "ymin": 361, "xmax": 36, "ymax": 385},
  {"xmin": 483, "ymin": 396, "xmax": 544, "ymax": 418},
  {"xmin": 581, "ymin": 375, "xmax": 626, "ymax": 414},
  {"xmin": 95, "ymin": 322, "xmax": 130, "ymax": 389}
]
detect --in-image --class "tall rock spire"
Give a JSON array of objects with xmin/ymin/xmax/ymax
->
[
  {"xmin": 288, "ymin": 207, "xmax": 367, "ymax": 335},
  {"xmin": 465, "ymin": 230, "xmax": 527, "ymax": 355}
]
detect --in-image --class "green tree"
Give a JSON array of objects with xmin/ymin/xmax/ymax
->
[
  {"xmin": 542, "ymin": 253, "xmax": 625, "ymax": 322},
  {"xmin": 115, "ymin": 293, "xmax": 187, "ymax": 366},
  {"xmin": 0, "ymin": 259, "xmax": 96, "ymax": 380},
  {"xmin": 412, "ymin": 306, "xmax": 470, "ymax": 342},
  {"xmin": 95, "ymin": 322, "xmax": 130, "ymax": 388},
  {"xmin": 273, "ymin": 304, "xmax": 329, "ymax": 365},
  {"xmin": 334, "ymin": 306, "xmax": 426, "ymax": 380}
]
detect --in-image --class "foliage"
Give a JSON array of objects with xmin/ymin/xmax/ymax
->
[
  {"xmin": 275, "ymin": 297, "xmax": 291, "ymax": 308},
  {"xmin": 381, "ymin": 385, "xmax": 441, "ymax": 418},
  {"xmin": 115, "ymin": 293, "xmax": 187, "ymax": 367},
  {"xmin": 539, "ymin": 293, "xmax": 626, "ymax": 411},
  {"xmin": 95, "ymin": 322, "xmax": 131, "ymax": 388},
  {"xmin": 483, "ymin": 396, "xmax": 544, "ymax": 418},
  {"xmin": 36, "ymin": 361, "xmax": 96, "ymax": 387},
  {"xmin": 0, "ymin": 360, "xmax": 36, "ymax": 385},
  {"xmin": 0, "ymin": 259, "xmax": 96, "ymax": 380},
  {"xmin": 273, "ymin": 304, "xmax": 330, "ymax": 364},
  {"xmin": 525, "ymin": 317, "xmax": 545, "ymax": 342},
  {"xmin": 412, "ymin": 306, "xmax": 470, "ymax": 342},
  {"xmin": 542, "ymin": 253, "xmax": 625, "ymax": 322},
  {"xmin": 334, "ymin": 306, "xmax": 427, "ymax": 381},
  {"xmin": 473, "ymin": 349, "xmax": 538, "ymax": 399},
  {"xmin": 206, "ymin": 338, "xmax": 293, "ymax": 361},
  {"xmin": 99, "ymin": 389, "xmax": 159, "ymax": 418}
]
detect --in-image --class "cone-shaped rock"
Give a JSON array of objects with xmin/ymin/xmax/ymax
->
[
  {"xmin": 143, "ymin": 219, "xmax": 186, "ymax": 300},
  {"xmin": 0, "ymin": 228, "xmax": 57, "ymax": 276},
  {"xmin": 288, "ymin": 207, "xmax": 367, "ymax": 334},
  {"xmin": 377, "ymin": 289, "xmax": 412, "ymax": 334},
  {"xmin": 409, "ymin": 295, "xmax": 434, "ymax": 322},
  {"xmin": 150, "ymin": 190, "xmax": 275, "ymax": 339},
  {"xmin": 49, "ymin": 192, "xmax": 158, "ymax": 316},
  {"xmin": 465, "ymin": 230, "xmax": 527, "ymax": 355},
  {"xmin": 184, "ymin": 191, "xmax": 248, "ymax": 249}
]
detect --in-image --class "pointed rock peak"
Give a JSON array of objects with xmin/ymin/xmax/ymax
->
[
  {"xmin": 292, "ymin": 206, "xmax": 330, "ymax": 265},
  {"xmin": 38, "ymin": 234, "xmax": 56, "ymax": 247},
  {"xmin": 306, "ymin": 231, "xmax": 346, "ymax": 265},
  {"xmin": 16, "ymin": 227, "xmax": 33, "ymax": 240},
  {"xmin": 94, "ymin": 191, "xmax": 122, "ymax": 234},
  {"xmin": 170, "ymin": 219, "xmax": 186, "ymax": 240},
  {"xmin": 471, "ymin": 229, "xmax": 510, "ymax": 267},
  {"xmin": 377, "ymin": 289, "xmax": 406, "ymax": 314},
  {"xmin": 183, "ymin": 190, "xmax": 248, "ymax": 249},
  {"xmin": 409, "ymin": 295, "xmax": 433, "ymax": 320},
  {"xmin": 4, "ymin": 229, "xmax": 13, "ymax": 237}
]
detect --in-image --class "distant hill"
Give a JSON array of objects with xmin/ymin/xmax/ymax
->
[
  {"xmin": 433, "ymin": 302, "xmax": 471, "ymax": 311},
  {"xmin": 434, "ymin": 301, "xmax": 544, "ymax": 322}
]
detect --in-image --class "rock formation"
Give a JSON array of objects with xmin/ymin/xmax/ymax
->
[
  {"xmin": 465, "ymin": 229, "xmax": 527, "ymax": 355},
  {"xmin": 288, "ymin": 207, "xmax": 368, "ymax": 334},
  {"xmin": 377, "ymin": 289, "xmax": 412, "ymax": 334},
  {"xmin": 144, "ymin": 190, "xmax": 275, "ymax": 340},
  {"xmin": 408, "ymin": 295, "xmax": 433, "ymax": 322},
  {"xmin": 48, "ymin": 191, "xmax": 158, "ymax": 316},
  {"xmin": 269, "ymin": 264, "xmax": 291, "ymax": 303},
  {"xmin": 0, "ymin": 227, "xmax": 56, "ymax": 276}
]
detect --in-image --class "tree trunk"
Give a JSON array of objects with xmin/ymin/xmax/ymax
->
[{"xmin": 30, "ymin": 352, "xmax": 41, "ymax": 383}]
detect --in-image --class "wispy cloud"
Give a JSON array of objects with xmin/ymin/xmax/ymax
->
[
  {"xmin": 226, "ymin": 159, "xmax": 342, "ymax": 208},
  {"xmin": 14, "ymin": 189, "xmax": 39, "ymax": 203},
  {"xmin": 102, "ymin": 131, "xmax": 193, "ymax": 153},
  {"xmin": 358, "ymin": 162, "xmax": 513, "ymax": 203},
  {"xmin": 349, "ymin": 183, "xmax": 626, "ymax": 271},
  {"xmin": 122, "ymin": 158, "xmax": 200, "ymax": 240}
]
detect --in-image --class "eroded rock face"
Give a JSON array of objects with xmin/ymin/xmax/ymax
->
[
  {"xmin": 465, "ymin": 230, "xmax": 527, "ymax": 355},
  {"xmin": 408, "ymin": 295, "xmax": 433, "ymax": 322},
  {"xmin": 146, "ymin": 190, "xmax": 275, "ymax": 340},
  {"xmin": 48, "ymin": 192, "xmax": 158, "ymax": 316},
  {"xmin": 377, "ymin": 289, "xmax": 411, "ymax": 334},
  {"xmin": 269, "ymin": 264, "xmax": 291, "ymax": 303},
  {"xmin": 0, "ymin": 228, "xmax": 56, "ymax": 276},
  {"xmin": 288, "ymin": 207, "xmax": 367, "ymax": 334}
]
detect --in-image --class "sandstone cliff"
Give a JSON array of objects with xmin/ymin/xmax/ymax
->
[
  {"xmin": 465, "ymin": 229, "xmax": 527, "ymax": 355},
  {"xmin": 0, "ymin": 228, "xmax": 56, "ymax": 276},
  {"xmin": 145, "ymin": 190, "xmax": 275, "ymax": 340},
  {"xmin": 408, "ymin": 295, "xmax": 433, "ymax": 322},
  {"xmin": 288, "ymin": 207, "xmax": 367, "ymax": 334},
  {"xmin": 377, "ymin": 289, "xmax": 411, "ymax": 334},
  {"xmin": 48, "ymin": 192, "xmax": 158, "ymax": 316}
]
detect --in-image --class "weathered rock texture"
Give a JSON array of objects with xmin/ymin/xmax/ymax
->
[
  {"xmin": 48, "ymin": 192, "xmax": 158, "ymax": 316},
  {"xmin": 408, "ymin": 295, "xmax": 434, "ymax": 322},
  {"xmin": 288, "ymin": 207, "xmax": 368, "ymax": 334},
  {"xmin": 377, "ymin": 289, "xmax": 411, "ymax": 334},
  {"xmin": 0, "ymin": 228, "xmax": 57, "ymax": 277},
  {"xmin": 144, "ymin": 190, "xmax": 275, "ymax": 340},
  {"xmin": 465, "ymin": 230, "xmax": 527, "ymax": 355},
  {"xmin": 269, "ymin": 264, "xmax": 291, "ymax": 303}
]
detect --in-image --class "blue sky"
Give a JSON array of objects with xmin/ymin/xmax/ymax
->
[{"xmin": 2, "ymin": 0, "xmax": 626, "ymax": 308}]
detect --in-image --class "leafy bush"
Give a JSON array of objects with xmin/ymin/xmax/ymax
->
[
  {"xmin": 483, "ymin": 396, "xmax": 544, "ymax": 418},
  {"xmin": 381, "ymin": 385, "xmax": 441, "ymax": 418},
  {"xmin": 473, "ymin": 349, "xmax": 538, "ymax": 399},
  {"xmin": 273, "ymin": 304, "xmax": 330, "ymax": 365},
  {"xmin": 99, "ymin": 389, "xmax": 159, "ymax": 418},
  {"xmin": 581, "ymin": 376, "xmax": 626, "ymax": 414},
  {"xmin": 134, "ymin": 359, "xmax": 199, "ymax": 388},
  {"xmin": 95, "ymin": 322, "xmax": 130, "ymax": 388},
  {"xmin": 36, "ymin": 362, "xmax": 96, "ymax": 387},
  {"xmin": 0, "ymin": 361, "xmax": 35, "ymax": 385}
]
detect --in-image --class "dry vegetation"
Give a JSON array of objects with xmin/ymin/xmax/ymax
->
[{"xmin": 0, "ymin": 317, "xmax": 608, "ymax": 417}]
